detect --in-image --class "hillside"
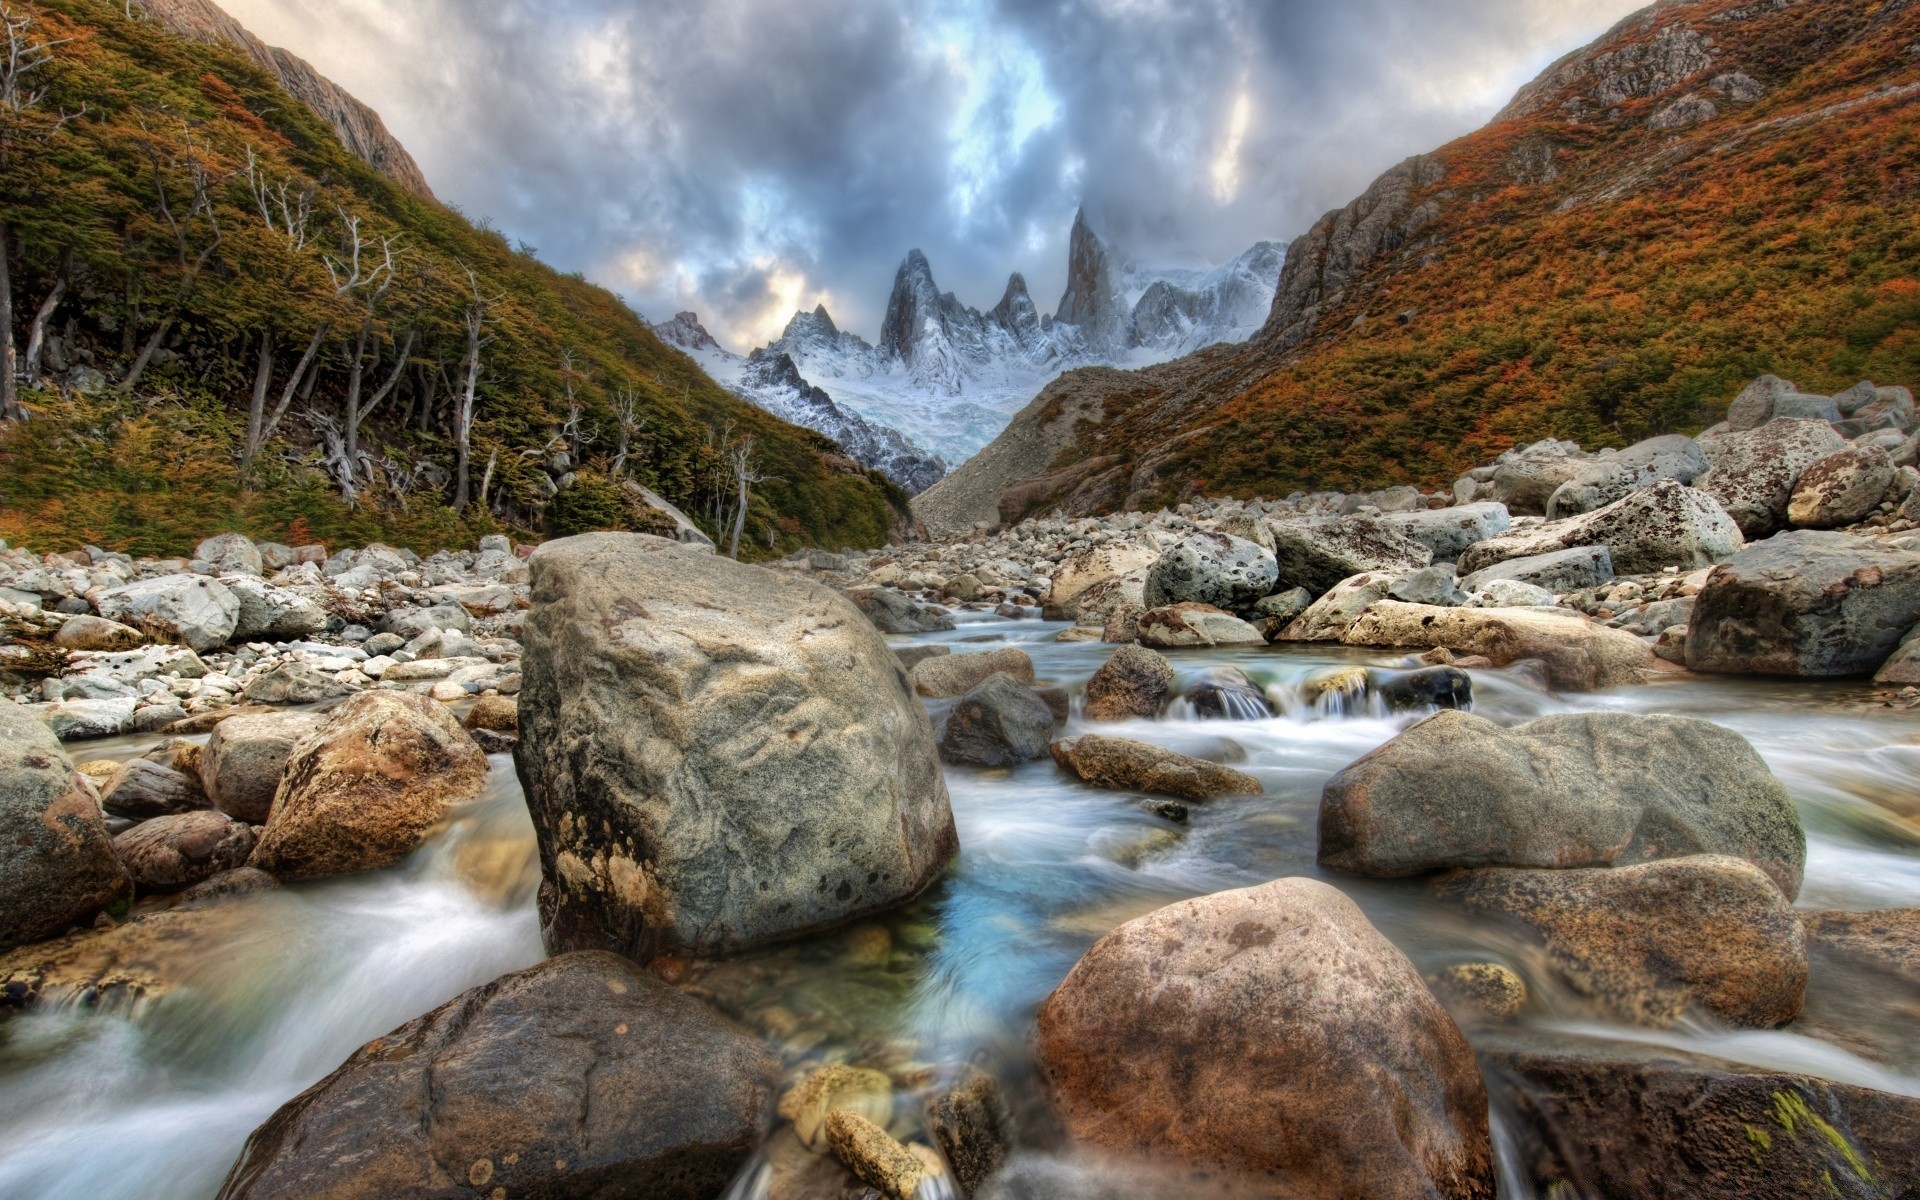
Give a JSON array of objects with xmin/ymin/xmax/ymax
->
[
  {"xmin": 0, "ymin": 0, "xmax": 906, "ymax": 558},
  {"xmin": 916, "ymin": 0, "xmax": 1920, "ymax": 535}
]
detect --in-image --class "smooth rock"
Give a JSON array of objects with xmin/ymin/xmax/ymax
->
[
  {"xmin": 939, "ymin": 673, "xmax": 1055, "ymax": 767},
  {"xmin": 1432, "ymin": 855, "xmax": 1806, "ymax": 1027},
  {"xmin": 1800, "ymin": 908, "xmax": 1920, "ymax": 986},
  {"xmin": 194, "ymin": 533, "xmax": 262, "ymax": 577},
  {"xmin": 1373, "ymin": 665, "xmax": 1472, "ymax": 711},
  {"xmin": 1277, "ymin": 571, "xmax": 1402, "ymax": 642},
  {"xmin": 93, "ymin": 575, "xmax": 240, "ymax": 652},
  {"xmin": 113, "ymin": 810, "xmax": 255, "ymax": 892},
  {"xmin": 1182, "ymin": 666, "xmax": 1274, "ymax": 720},
  {"xmin": 248, "ymin": 692, "xmax": 488, "ymax": 879},
  {"xmin": 1035, "ymin": 877, "xmax": 1494, "ymax": 1199},
  {"xmin": 1141, "ymin": 533, "xmax": 1278, "ymax": 611},
  {"xmin": 849, "ymin": 587, "xmax": 957, "ymax": 634},
  {"xmin": 1427, "ymin": 963, "xmax": 1527, "ymax": 1023},
  {"xmin": 462, "ymin": 694, "xmax": 518, "ymax": 733},
  {"xmin": 1459, "ymin": 546, "xmax": 1614, "ymax": 595},
  {"xmin": 1545, "ymin": 435, "xmax": 1709, "ymax": 519},
  {"xmin": 1320, "ymin": 710, "xmax": 1805, "ymax": 896},
  {"xmin": 42, "ymin": 696, "xmax": 139, "ymax": 740},
  {"xmin": 1698, "ymin": 418, "xmax": 1849, "ymax": 536},
  {"xmin": 1081, "ymin": 644, "xmax": 1175, "ymax": 722},
  {"xmin": 1377, "ymin": 502, "xmax": 1512, "ymax": 562},
  {"xmin": 1456, "ymin": 480, "xmax": 1742, "ymax": 577},
  {"xmin": 1135, "ymin": 602, "xmax": 1266, "ymax": 648},
  {"xmin": 1786, "ymin": 446, "xmax": 1896, "ymax": 529},
  {"xmin": 1342, "ymin": 602, "xmax": 1655, "ymax": 690},
  {"xmin": 912, "ymin": 647, "xmax": 1035, "ymax": 698},
  {"xmin": 1268, "ymin": 517, "xmax": 1433, "ymax": 596},
  {"xmin": 1050, "ymin": 735, "xmax": 1261, "ymax": 801},
  {"xmin": 53, "ymin": 615, "xmax": 145, "ymax": 652},
  {"xmin": 216, "ymin": 951, "xmax": 777, "ymax": 1200},
  {"xmin": 99, "ymin": 758, "xmax": 208, "ymax": 821},
  {"xmin": 201, "ymin": 711, "xmax": 326, "ymax": 824},
  {"xmin": 0, "ymin": 706, "xmax": 131, "ymax": 951},
  {"xmin": 516, "ymin": 534, "xmax": 955, "ymax": 960}
]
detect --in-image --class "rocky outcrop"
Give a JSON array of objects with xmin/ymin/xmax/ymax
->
[
  {"xmin": 1455, "ymin": 480, "xmax": 1742, "ymax": 577},
  {"xmin": 248, "ymin": 692, "xmax": 488, "ymax": 879},
  {"xmin": 1320, "ymin": 710, "xmax": 1804, "ymax": 894},
  {"xmin": 1051, "ymin": 734, "xmax": 1261, "ymax": 801},
  {"xmin": 1035, "ymin": 878, "xmax": 1494, "ymax": 1199},
  {"xmin": 216, "ymin": 952, "xmax": 777, "ymax": 1200},
  {"xmin": 1341, "ymin": 602, "xmax": 1655, "ymax": 690},
  {"xmin": 1686, "ymin": 531, "xmax": 1920, "ymax": 677},
  {"xmin": 1054, "ymin": 208, "xmax": 1129, "ymax": 357},
  {"xmin": 0, "ymin": 706, "xmax": 132, "ymax": 951},
  {"xmin": 516, "ymin": 534, "xmax": 956, "ymax": 960},
  {"xmin": 734, "ymin": 348, "xmax": 947, "ymax": 494}
]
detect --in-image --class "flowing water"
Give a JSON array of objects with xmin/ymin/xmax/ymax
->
[{"xmin": 2, "ymin": 610, "xmax": 1918, "ymax": 1198}]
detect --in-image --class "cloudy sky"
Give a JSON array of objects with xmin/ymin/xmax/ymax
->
[{"xmin": 222, "ymin": 0, "xmax": 1645, "ymax": 351}]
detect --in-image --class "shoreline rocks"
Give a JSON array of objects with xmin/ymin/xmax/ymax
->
[{"xmin": 0, "ymin": 706, "xmax": 132, "ymax": 951}]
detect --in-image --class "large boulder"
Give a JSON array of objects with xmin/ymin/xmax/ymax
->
[
  {"xmin": 1269, "ymin": 517, "xmax": 1432, "ymax": 596},
  {"xmin": 1035, "ymin": 878, "xmax": 1495, "ymax": 1199},
  {"xmin": 0, "ymin": 705, "xmax": 132, "ymax": 951},
  {"xmin": 216, "ymin": 951, "xmax": 778, "ymax": 1200},
  {"xmin": 221, "ymin": 575, "xmax": 327, "ymax": 641},
  {"xmin": 1686, "ymin": 531, "xmax": 1920, "ymax": 677},
  {"xmin": 1545, "ymin": 435, "xmax": 1709, "ymax": 519},
  {"xmin": 1082, "ymin": 645, "xmax": 1175, "ymax": 722},
  {"xmin": 113, "ymin": 810, "xmax": 255, "ymax": 893},
  {"xmin": 1786, "ymin": 446, "xmax": 1896, "ymax": 529},
  {"xmin": 201, "ymin": 711, "xmax": 326, "ymax": 824},
  {"xmin": 1321, "ymin": 710, "xmax": 1804, "ymax": 895},
  {"xmin": 516, "ymin": 533, "xmax": 956, "ymax": 961},
  {"xmin": 1071, "ymin": 568, "xmax": 1150, "ymax": 630},
  {"xmin": 1376, "ymin": 502, "xmax": 1512, "ymax": 562},
  {"xmin": 240, "ymin": 660, "xmax": 357, "ymax": 706},
  {"xmin": 53, "ymin": 615, "xmax": 145, "ymax": 652},
  {"xmin": 1436, "ymin": 855, "xmax": 1804, "ymax": 1030},
  {"xmin": 1724, "ymin": 374, "xmax": 1842, "ymax": 431},
  {"xmin": 1050, "ymin": 734, "xmax": 1261, "ymax": 801},
  {"xmin": 1141, "ymin": 533, "xmax": 1278, "ymax": 611},
  {"xmin": 93, "ymin": 575, "xmax": 240, "ymax": 652},
  {"xmin": 1458, "ymin": 546, "xmax": 1613, "ymax": 595},
  {"xmin": 1042, "ymin": 542, "xmax": 1160, "ymax": 620},
  {"xmin": 194, "ymin": 532, "xmax": 263, "ymax": 577},
  {"xmin": 911, "ymin": 646, "xmax": 1034, "ymax": 698},
  {"xmin": 1488, "ymin": 439, "xmax": 1592, "ymax": 514},
  {"xmin": 1341, "ymin": 602, "xmax": 1655, "ymax": 690},
  {"xmin": 1277, "ymin": 571, "xmax": 1402, "ymax": 642},
  {"xmin": 938, "ymin": 673, "xmax": 1055, "ymax": 767},
  {"xmin": 1455, "ymin": 480, "xmax": 1742, "ymax": 577},
  {"xmin": 848, "ymin": 587, "xmax": 956, "ymax": 634},
  {"xmin": 99, "ymin": 758, "xmax": 207, "ymax": 821},
  {"xmin": 248, "ymin": 692, "xmax": 489, "ymax": 879},
  {"xmin": 1135, "ymin": 603, "xmax": 1266, "ymax": 648},
  {"xmin": 1697, "ymin": 418, "xmax": 1849, "ymax": 536}
]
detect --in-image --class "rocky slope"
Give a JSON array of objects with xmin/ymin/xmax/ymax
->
[{"xmin": 918, "ymin": 0, "xmax": 1920, "ymax": 535}]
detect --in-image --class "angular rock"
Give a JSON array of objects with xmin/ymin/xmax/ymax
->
[
  {"xmin": 1269, "ymin": 517, "xmax": 1433, "ymax": 596},
  {"xmin": 1432, "ymin": 856, "xmax": 1805, "ymax": 1027},
  {"xmin": 912, "ymin": 646, "xmax": 1035, "ymax": 698},
  {"xmin": 1342, "ymin": 602, "xmax": 1655, "ymax": 690},
  {"xmin": 248, "ymin": 692, "xmax": 488, "ymax": 879},
  {"xmin": 1456, "ymin": 480, "xmax": 1742, "ymax": 578},
  {"xmin": 1320, "ymin": 710, "xmax": 1805, "ymax": 896},
  {"xmin": 1698, "ymin": 418, "xmax": 1849, "ymax": 536},
  {"xmin": 1141, "ymin": 533, "xmax": 1278, "ymax": 611},
  {"xmin": 1373, "ymin": 665, "xmax": 1472, "ymax": 711},
  {"xmin": 939, "ymin": 673, "xmax": 1055, "ymax": 767},
  {"xmin": 1389, "ymin": 564, "xmax": 1468, "ymax": 606},
  {"xmin": 240, "ymin": 660, "xmax": 356, "ymax": 705},
  {"xmin": 99, "ymin": 758, "xmax": 208, "ymax": 821},
  {"xmin": 1277, "ymin": 571, "xmax": 1402, "ymax": 642},
  {"xmin": 849, "ymin": 587, "xmax": 957, "ymax": 634},
  {"xmin": 1459, "ymin": 545, "xmax": 1613, "ymax": 594},
  {"xmin": 1376, "ymin": 502, "xmax": 1512, "ymax": 562},
  {"xmin": 1725, "ymin": 374, "xmax": 1801, "ymax": 431},
  {"xmin": 194, "ymin": 533, "xmax": 263, "ymax": 577},
  {"xmin": 1036, "ymin": 877, "xmax": 1494, "ymax": 1199},
  {"xmin": 1050, "ymin": 734, "xmax": 1261, "ymax": 801},
  {"xmin": 221, "ymin": 575, "xmax": 328, "ymax": 641},
  {"xmin": 1545, "ymin": 435, "xmax": 1709, "ymax": 519},
  {"xmin": 1786, "ymin": 445, "xmax": 1896, "ymax": 529},
  {"xmin": 927, "ymin": 1067, "xmax": 1009, "ymax": 1198},
  {"xmin": 1489, "ymin": 440, "xmax": 1592, "ymax": 514},
  {"xmin": 1686, "ymin": 531, "xmax": 1920, "ymax": 677},
  {"xmin": 1071, "ymin": 568, "xmax": 1149, "ymax": 630},
  {"xmin": 825, "ymin": 1110, "xmax": 925, "ymax": 1200},
  {"xmin": 216, "ymin": 951, "xmax": 778, "ymax": 1200},
  {"xmin": 779, "ymin": 1064, "xmax": 893, "ymax": 1152},
  {"xmin": 113, "ymin": 810, "xmax": 255, "ymax": 892},
  {"xmin": 94, "ymin": 575, "xmax": 240, "ymax": 652},
  {"xmin": 516, "ymin": 534, "xmax": 956, "ymax": 961},
  {"xmin": 1041, "ymin": 542, "xmax": 1159, "ymax": 620},
  {"xmin": 0, "ymin": 705, "xmax": 131, "ymax": 951},
  {"xmin": 201, "ymin": 711, "xmax": 326, "ymax": 824},
  {"xmin": 53, "ymin": 615, "xmax": 145, "ymax": 652},
  {"xmin": 383, "ymin": 604, "xmax": 472, "ymax": 639},
  {"xmin": 1135, "ymin": 602, "xmax": 1265, "ymax": 648},
  {"xmin": 1081, "ymin": 644, "xmax": 1175, "ymax": 722}
]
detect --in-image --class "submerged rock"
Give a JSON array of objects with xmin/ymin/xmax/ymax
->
[
  {"xmin": 939, "ymin": 673, "xmax": 1054, "ymax": 767},
  {"xmin": 1050, "ymin": 734, "xmax": 1261, "ymax": 801},
  {"xmin": 516, "ymin": 533, "xmax": 956, "ymax": 961},
  {"xmin": 1183, "ymin": 666, "xmax": 1274, "ymax": 720},
  {"xmin": 1319, "ymin": 710, "xmax": 1804, "ymax": 896},
  {"xmin": 1373, "ymin": 665, "xmax": 1473, "ymax": 711},
  {"xmin": 0, "ymin": 706, "xmax": 132, "ymax": 952},
  {"xmin": 216, "ymin": 951, "xmax": 778, "ymax": 1200},
  {"xmin": 1035, "ymin": 877, "xmax": 1495, "ymax": 1199}
]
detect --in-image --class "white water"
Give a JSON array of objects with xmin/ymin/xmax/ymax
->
[{"xmin": 2, "ymin": 613, "xmax": 1917, "ymax": 1198}]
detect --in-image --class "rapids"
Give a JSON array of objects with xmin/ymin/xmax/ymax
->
[{"xmin": 2, "ymin": 609, "xmax": 1917, "ymax": 1199}]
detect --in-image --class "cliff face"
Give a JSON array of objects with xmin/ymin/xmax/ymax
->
[
  {"xmin": 136, "ymin": 0, "xmax": 434, "ymax": 199},
  {"xmin": 915, "ymin": 0, "xmax": 1920, "ymax": 532}
]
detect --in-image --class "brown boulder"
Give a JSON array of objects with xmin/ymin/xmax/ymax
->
[
  {"xmin": 113, "ymin": 810, "xmax": 256, "ymax": 892},
  {"xmin": 911, "ymin": 646, "xmax": 1036, "ymax": 698},
  {"xmin": 216, "ymin": 951, "xmax": 778, "ymax": 1200},
  {"xmin": 1800, "ymin": 908, "xmax": 1920, "ymax": 986},
  {"xmin": 1050, "ymin": 734, "xmax": 1261, "ymax": 801},
  {"xmin": 462, "ymin": 694, "xmax": 518, "ymax": 733},
  {"xmin": 0, "ymin": 706, "xmax": 132, "ymax": 952},
  {"xmin": 1036, "ymin": 878, "xmax": 1494, "ymax": 1199},
  {"xmin": 1787, "ymin": 445, "xmax": 1896, "ymax": 529},
  {"xmin": 1081, "ymin": 644, "xmax": 1175, "ymax": 722},
  {"xmin": 201, "ymin": 711, "xmax": 326, "ymax": 824},
  {"xmin": 99, "ymin": 758, "xmax": 209, "ymax": 821},
  {"xmin": 1431, "ymin": 855, "xmax": 1805, "ymax": 1028},
  {"xmin": 1341, "ymin": 601, "xmax": 1654, "ymax": 690},
  {"xmin": 248, "ymin": 692, "xmax": 488, "ymax": 879}
]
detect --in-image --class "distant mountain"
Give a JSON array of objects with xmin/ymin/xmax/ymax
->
[
  {"xmin": 914, "ymin": 0, "xmax": 1920, "ymax": 535},
  {"xmin": 740, "ymin": 211, "xmax": 1285, "ymax": 466}
]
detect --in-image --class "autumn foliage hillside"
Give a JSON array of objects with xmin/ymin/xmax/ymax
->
[
  {"xmin": 0, "ymin": 0, "xmax": 905, "ymax": 557},
  {"xmin": 964, "ymin": 0, "xmax": 1920, "ymax": 525}
]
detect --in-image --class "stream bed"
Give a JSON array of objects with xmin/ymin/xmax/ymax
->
[{"xmin": 2, "ymin": 610, "xmax": 1917, "ymax": 1198}]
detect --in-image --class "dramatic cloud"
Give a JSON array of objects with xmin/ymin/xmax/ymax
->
[{"xmin": 221, "ymin": 0, "xmax": 1646, "ymax": 350}]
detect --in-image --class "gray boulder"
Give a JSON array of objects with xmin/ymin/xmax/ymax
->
[
  {"xmin": 938, "ymin": 673, "xmax": 1055, "ymax": 767},
  {"xmin": 384, "ymin": 604, "xmax": 472, "ymax": 639},
  {"xmin": 202, "ymin": 711, "xmax": 326, "ymax": 823},
  {"xmin": 1698, "ymin": 418, "xmax": 1849, "ymax": 536},
  {"xmin": 848, "ymin": 587, "xmax": 956, "ymax": 634},
  {"xmin": 215, "ymin": 952, "xmax": 777, "ymax": 1200},
  {"xmin": 194, "ymin": 533, "xmax": 263, "ymax": 577},
  {"xmin": 1455, "ymin": 480, "xmax": 1741, "ymax": 577},
  {"xmin": 516, "ymin": 534, "xmax": 957, "ymax": 960},
  {"xmin": 1489, "ymin": 439, "xmax": 1592, "ymax": 514},
  {"xmin": 1686, "ymin": 530, "xmax": 1920, "ymax": 677},
  {"xmin": 1278, "ymin": 571, "xmax": 1405, "ymax": 643},
  {"xmin": 222, "ymin": 575, "xmax": 327, "ymax": 641},
  {"xmin": 240, "ymin": 661, "xmax": 356, "ymax": 706},
  {"xmin": 1269, "ymin": 517, "xmax": 1432, "ymax": 596},
  {"xmin": 0, "ymin": 705, "xmax": 132, "ymax": 951},
  {"xmin": 93, "ymin": 575, "xmax": 240, "ymax": 652},
  {"xmin": 1459, "ymin": 546, "xmax": 1613, "ymax": 595},
  {"xmin": 1142, "ymin": 533, "xmax": 1279, "ymax": 611},
  {"xmin": 1545, "ymin": 435, "xmax": 1709, "ymax": 519},
  {"xmin": 1319, "ymin": 709, "xmax": 1805, "ymax": 898},
  {"xmin": 1376, "ymin": 502, "xmax": 1512, "ymax": 562},
  {"xmin": 1786, "ymin": 446, "xmax": 1895, "ymax": 529},
  {"xmin": 1389, "ymin": 565, "xmax": 1468, "ymax": 607},
  {"xmin": 1725, "ymin": 374, "xmax": 1840, "ymax": 431}
]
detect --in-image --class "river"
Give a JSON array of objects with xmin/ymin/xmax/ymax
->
[{"xmin": 2, "ymin": 610, "xmax": 1916, "ymax": 1198}]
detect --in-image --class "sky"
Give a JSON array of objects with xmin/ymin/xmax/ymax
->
[{"xmin": 220, "ymin": 0, "xmax": 1648, "ymax": 353}]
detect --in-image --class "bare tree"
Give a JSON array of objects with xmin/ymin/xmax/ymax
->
[
  {"xmin": 118, "ymin": 122, "xmax": 222, "ymax": 393},
  {"xmin": 452, "ymin": 265, "xmax": 496, "ymax": 511},
  {"xmin": 20, "ymin": 243, "xmax": 66, "ymax": 380},
  {"xmin": 322, "ymin": 206, "xmax": 402, "ymax": 463},
  {"xmin": 238, "ymin": 148, "xmax": 319, "ymax": 481},
  {"xmin": 610, "ymin": 386, "xmax": 644, "ymax": 477},
  {"xmin": 0, "ymin": 2, "xmax": 74, "ymax": 421},
  {"xmin": 726, "ymin": 435, "xmax": 763, "ymax": 560}
]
